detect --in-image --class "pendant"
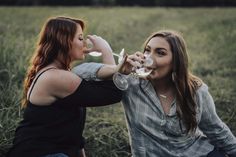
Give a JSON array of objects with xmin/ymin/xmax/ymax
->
[{"xmin": 160, "ymin": 94, "xmax": 167, "ymax": 99}]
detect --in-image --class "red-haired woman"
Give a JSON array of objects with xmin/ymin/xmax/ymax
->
[{"xmin": 7, "ymin": 16, "xmax": 122, "ymax": 157}]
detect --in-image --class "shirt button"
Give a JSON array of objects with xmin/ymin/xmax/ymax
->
[{"xmin": 160, "ymin": 119, "xmax": 166, "ymax": 126}]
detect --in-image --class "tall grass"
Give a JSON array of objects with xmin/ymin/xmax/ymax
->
[{"xmin": 0, "ymin": 7, "xmax": 235, "ymax": 157}]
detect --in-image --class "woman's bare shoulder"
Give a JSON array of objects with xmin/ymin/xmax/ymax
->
[{"xmin": 41, "ymin": 69, "xmax": 82, "ymax": 98}]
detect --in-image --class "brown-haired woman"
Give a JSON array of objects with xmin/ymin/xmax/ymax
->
[
  {"xmin": 74, "ymin": 30, "xmax": 236, "ymax": 157},
  {"xmin": 7, "ymin": 16, "xmax": 122, "ymax": 157}
]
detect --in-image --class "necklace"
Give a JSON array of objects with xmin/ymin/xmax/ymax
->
[
  {"xmin": 156, "ymin": 84, "xmax": 174, "ymax": 100},
  {"xmin": 159, "ymin": 94, "xmax": 167, "ymax": 99}
]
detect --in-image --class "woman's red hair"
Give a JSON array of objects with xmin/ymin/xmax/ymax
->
[{"xmin": 22, "ymin": 16, "xmax": 85, "ymax": 108}]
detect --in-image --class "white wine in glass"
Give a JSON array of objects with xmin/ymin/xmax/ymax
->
[
  {"xmin": 86, "ymin": 39, "xmax": 125, "ymax": 62},
  {"xmin": 86, "ymin": 39, "xmax": 103, "ymax": 57},
  {"xmin": 134, "ymin": 54, "xmax": 153, "ymax": 77}
]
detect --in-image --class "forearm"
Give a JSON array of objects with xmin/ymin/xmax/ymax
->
[
  {"xmin": 72, "ymin": 63, "xmax": 104, "ymax": 80},
  {"xmin": 72, "ymin": 62, "xmax": 118, "ymax": 80},
  {"xmin": 97, "ymin": 64, "xmax": 117, "ymax": 79},
  {"xmin": 198, "ymin": 84, "xmax": 236, "ymax": 155},
  {"xmin": 201, "ymin": 122, "xmax": 236, "ymax": 155},
  {"xmin": 101, "ymin": 49, "xmax": 116, "ymax": 65}
]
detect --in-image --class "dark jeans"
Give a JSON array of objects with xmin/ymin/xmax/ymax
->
[
  {"xmin": 207, "ymin": 148, "xmax": 226, "ymax": 157},
  {"xmin": 41, "ymin": 150, "xmax": 82, "ymax": 157},
  {"xmin": 41, "ymin": 153, "xmax": 68, "ymax": 157}
]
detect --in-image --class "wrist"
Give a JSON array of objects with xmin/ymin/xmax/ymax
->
[{"xmin": 101, "ymin": 47, "xmax": 112, "ymax": 55}]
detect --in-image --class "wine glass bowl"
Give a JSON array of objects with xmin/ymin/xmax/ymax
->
[
  {"xmin": 143, "ymin": 54, "xmax": 153, "ymax": 67},
  {"xmin": 134, "ymin": 54, "xmax": 153, "ymax": 77},
  {"xmin": 86, "ymin": 39, "xmax": 102, "ymax": 57},
  {"xmin": 112, "ymin": 72, "xmax": 129, "ymax": 90}
]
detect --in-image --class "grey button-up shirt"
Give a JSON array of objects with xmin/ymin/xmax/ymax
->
[{"xmin": 73, "ymin": 63, "xmax": 236, "ymax": 157}]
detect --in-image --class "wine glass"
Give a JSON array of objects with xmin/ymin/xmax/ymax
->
[
  {"xmin": 113, "ymin": 52, "xmax": 153, "ymax": 90},
  {"xmin": 111, "ymin": 49, "xmax": 130, "ymax": 90},
  {"xmin": 133, "ymin": 53, "xmax": 153, "ymax": 77}
]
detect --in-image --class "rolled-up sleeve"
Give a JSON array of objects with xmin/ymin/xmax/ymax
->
[
  {"xmin": 198, "ymin": 84, "xmax": 236, "ymax": 156},
  {"xmin": 72, "ymin": 63, "xmax": 104, "ymax": 81}
]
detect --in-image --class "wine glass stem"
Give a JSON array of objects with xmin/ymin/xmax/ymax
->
[{"xmin": 112, "ymin": 52, "xmax": 121, "ymax": 58}]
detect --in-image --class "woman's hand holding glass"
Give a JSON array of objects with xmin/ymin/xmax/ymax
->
[
  {"xmin": 85, "ymin": 35, "xmax": 113, "ymax": 56},
  {"xmin": 126, "ymin": 52, "xmax": 153, "ymax": 77},
  {"xmin": 113, "ymin": 51, "xmax": 154, "ymax": 90}
]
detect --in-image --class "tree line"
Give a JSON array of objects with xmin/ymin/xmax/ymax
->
[{"xmin": 0, "ymin": 0, "xmax": 235, "ymax": 6}]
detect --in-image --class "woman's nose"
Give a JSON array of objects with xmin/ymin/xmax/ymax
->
[{"xmin": 83, "ymin": 40, "xmax": 87, "ymax": 47}]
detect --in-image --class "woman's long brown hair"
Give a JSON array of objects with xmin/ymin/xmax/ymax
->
[
  {"xmin": 143, "ymin": 30, "xmax": 202, "ymax": 133},
  {"xmin": 22, "ymin": 16, "xmax": 85, "ymax": 108}
]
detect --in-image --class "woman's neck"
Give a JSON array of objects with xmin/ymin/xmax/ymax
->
[
  {"xmin": 151, "ymin": 76, "xmax": 176, "ymax": 114},
  {"xmin": 151, "ymin": 76, "xmax": 174, "ymax": 95},
  {"xmin": 48, "ymin": 60, "xmax": 69, "ymax": 70},
  {"xmin": 48, "ymin": 61, "xmax": 62, "ymax": 69}
]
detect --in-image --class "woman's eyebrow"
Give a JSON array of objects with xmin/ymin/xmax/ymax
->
[
  {"xmin": 146, "ymin": 45, "xmax": 167, "ymax": 51},
  {"xmin": 146, "ymin": 45, "xmax": 151, "ymax": 49},
  {"xmin": 155, "ymin": 47, "xmax": 167, "ymax": 51}
]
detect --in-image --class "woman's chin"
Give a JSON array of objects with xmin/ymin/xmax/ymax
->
[
  {"xmin": 147, "ymin": 72, "xmax": 160, "ymax": 80},
  {"xmin": 78, "ymin": 55, "xmax": 85, "ymax": 60},
  {"xmin": 146, "ymin": 74, "xmax": 154, "ymax": 80}
]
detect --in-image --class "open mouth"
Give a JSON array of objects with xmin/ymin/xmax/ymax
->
[{"xmin": 82, "ymin": 48, "xmax": 90, "ymax": 54}]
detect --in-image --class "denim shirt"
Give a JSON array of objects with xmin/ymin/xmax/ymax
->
[{"xmin": 72, "ymin": 63, "xmax": 236, "ymax": 157}]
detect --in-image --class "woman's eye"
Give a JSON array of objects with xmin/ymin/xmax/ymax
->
[
  {"xmin": 157, "ymin": 51, "xmax": 165, "ymax": 56},
  {"xmin": 78, "ymin": 37, "xmax": 84, "ymax": 41}
]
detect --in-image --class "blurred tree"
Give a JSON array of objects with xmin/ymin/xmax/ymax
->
[
  {"xmin": 0, "ymin": 0, "xmax": 235, "ymax": 6},
  {"xmin": 92, "ymin": 0, "xmax": 116, "ymax": 6}
]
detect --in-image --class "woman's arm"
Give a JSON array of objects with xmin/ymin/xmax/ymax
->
[
  {"xmin": 47, "ymin": 70, "xmax": 122, "ymax": 107},
  {"xmin": 96, "ymin": 65, "xmax": 117, "ymax": 79},
  {"xmin": 72, "ymin": 54, "xmax": 131, "ymax": 80},
  {"xmin": 65, "ymin": 79, "xmax": 122, "ymax": 107},
  {"xmin": 198, "ymin": 84, "xmax": 236, "ymax": 156},
  {"xmin": 72, "ymin": 62, "xmax": 119, "ymax": 80}
]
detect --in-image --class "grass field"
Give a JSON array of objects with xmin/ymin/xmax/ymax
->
[{"xmin": 0, "ymin": 7, "xmax": 236, "ymax": 157}]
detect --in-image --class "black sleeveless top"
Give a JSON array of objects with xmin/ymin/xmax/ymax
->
[{"xmin": 7, "ymin": 68, "xmax": 122, "ymax": 157}]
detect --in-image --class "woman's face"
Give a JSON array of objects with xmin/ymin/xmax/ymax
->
[
  {"xmin": 145, "ymin": 37, "xmax": 173, "ymax": 81},
  {"xmin": 69, "ymin": 24, "xmax": 85, "ymax": 61}
]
